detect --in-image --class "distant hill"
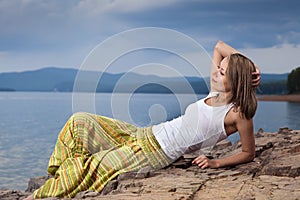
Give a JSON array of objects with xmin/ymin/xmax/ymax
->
[
  {"xmin": 0, "ymin": 67, "xmax": 289, "ymax": 94},
  {"xmin": 259, "ymin": 73, "xmax": 288, "ymax": 94},
  {"xmin": 260, "ymin": 73, "xmax": 288, "ymax": 82},
  {"xmin": 0, "ymin": 67, "xmax": 209, "ymax": 94},
  {"xmin": 0, "ymin": 67, "xmax": 77, "ymax": 92}
]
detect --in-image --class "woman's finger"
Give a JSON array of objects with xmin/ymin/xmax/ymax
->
[{"xmin": 198, "ymin": 159, "xmax": 208, "ymax": 169}]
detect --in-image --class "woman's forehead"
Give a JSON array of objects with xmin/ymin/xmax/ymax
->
[{"xmin": 220, "ymin": 56, "xmax": 229, "ymax": 69}]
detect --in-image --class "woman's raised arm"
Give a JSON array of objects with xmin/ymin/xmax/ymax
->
[
  {"xmin": 210, "ymin": 40, "xmax": 239, "ymax": 91},
  {"xmin": 210, "ymin": 40, "xmax": 261, "ymax": 88},
  {"xmin": 211, "ymin": 40, "xmax": 239, "ymax": 70}
]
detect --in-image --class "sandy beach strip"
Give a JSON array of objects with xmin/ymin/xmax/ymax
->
[{"xmin": 257, "ymin": 94, "xmax": 300, "ymax": 103}]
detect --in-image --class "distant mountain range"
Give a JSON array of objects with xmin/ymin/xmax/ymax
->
[
  {"xmin": 260, "ymin": 73, "xmax": 288, "ymax": 82},
  {"xmin": 0, "ymin": 67, "xmax": 289, "ymax": 94}
]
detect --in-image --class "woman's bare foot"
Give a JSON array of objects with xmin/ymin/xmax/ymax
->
[{"xmin": 24, "ymin": 194, "xmax": 34, "ymax": 200}]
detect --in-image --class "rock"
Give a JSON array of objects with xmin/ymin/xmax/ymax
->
[
  {"xmin": 255, "ymin": 128, "xmax": 264, "ymax": 137},
  {"xmin": 212, "ymin": 139, "xmax": 232, "ymax": 151},
  {"xmin": 260, "ymin": 154, "xmax": 300, "ymax": 177},
  {"xmin": 278, "ymin": 127, "xmax": 292, "ymax": 134},
  {"xmin": 0, "ymin": 190, "xmax": 31, "ymax": 200},
  {"xmin": 3, "ymin": 128, "xmax": 300, "ymax": 200},
  {"xmin": 25, "ymin": 176, "xmax": 48, "ymax": 192},
  {"xmin": 100, "ymin": 180, "xmax": 118, "ymax": 195},
  {"xmin": 75, "ymin": 190, "xmax": 100, "ymax": 199}
]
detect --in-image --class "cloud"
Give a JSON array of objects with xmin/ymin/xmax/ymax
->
[
  {"xmin": 73, "ymin": 0, "xmax": 177, "ymax": 15},
  {"xmin": 242, "ymin": 44, "xmax": 300, "ymax": 74},
  {"xmin": 0, "ymin": 47, "xmax": 88, "ymax": 72},
  {"xmin": 0, "ymin": 0, "xmax": 179, "ymax": 52},
  {"xmin": 0, "ymin": 0, "xmax": 300, "ymax": 75},
  {"xmin": 276, "ymin": 31, "xmax": 300, "ymax": 44}
]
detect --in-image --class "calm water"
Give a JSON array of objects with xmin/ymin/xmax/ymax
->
[{"xmin": 0, "ymin": 92, "xmax": 300, "ymax": 190}]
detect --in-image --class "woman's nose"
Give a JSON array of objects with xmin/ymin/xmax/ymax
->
[{"xmin": 213, "ymin": 70, "xmax": 219, "ymax": 77}]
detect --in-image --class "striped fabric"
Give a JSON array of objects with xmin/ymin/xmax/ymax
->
[{"xmin": 33, "ymin": 112, "xmax": 172, "ymax": 199}]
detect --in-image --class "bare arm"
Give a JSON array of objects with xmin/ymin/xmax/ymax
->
[
  {"xmin": 215, "ymin": 117, "xmax": 255, "ymax": 168},
  {"xmin": 211, "ymin": 40, "xmax": 239, "ymax": 70},
  {"xmin": 210, "ymin": 40, "xmax": 239, "ymax": 90},
  {"xmin": 211, "ymin": 40, "xmax": 261, "ymax": 88},
  {"xmin": 192, "ymin": 116, "xmax": 255, "ymax": 169}
]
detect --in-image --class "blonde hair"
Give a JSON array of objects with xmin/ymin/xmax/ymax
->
[{"xmin": 227, "ymin": 53, "xmax": 257, "ymax": 119}]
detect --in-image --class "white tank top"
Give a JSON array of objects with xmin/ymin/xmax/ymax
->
[{"xmin": 152, "ymin": 93, "xmax": 234, "ymax": 160}]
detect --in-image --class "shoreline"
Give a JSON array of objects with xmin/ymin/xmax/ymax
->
[{"xmin": 257, "ymin": 94, "xmax": 300, "ymax": 103}]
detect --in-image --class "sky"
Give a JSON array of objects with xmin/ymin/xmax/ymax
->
[{"xmin": 0, "ymin": 0, "xmax": 300, "ymax": 77}]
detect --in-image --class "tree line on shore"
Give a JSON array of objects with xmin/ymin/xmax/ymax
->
[
  {"xmin": 246, "ymin": 66, "xmax": 300, "ymax": 95},
  {"xmin": 287, "ymin": 67, "xmax": 300, "ymax": 94}
]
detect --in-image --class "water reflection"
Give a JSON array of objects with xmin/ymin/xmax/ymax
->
[
  {"xmin": 254, "ymin": 101, "xmax": 300, "ymax": 133},
  {"xmin": 1, "ymin": 92, "xmax": 300, "ymax": 191},
  {"xmin": 286, "ymin": 102, "xmax": 300, "ymax": 129}
]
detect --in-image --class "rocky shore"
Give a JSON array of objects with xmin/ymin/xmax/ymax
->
[{"xmin": 1, "ymin": 127, "xmax": 300, "ymax": 200}]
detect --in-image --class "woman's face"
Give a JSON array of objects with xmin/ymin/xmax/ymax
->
[{"xmin": 211, "ymin": 57, "xmax": 231, "ymax": 92}]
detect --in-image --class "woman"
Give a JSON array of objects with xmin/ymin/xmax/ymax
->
[{"xmin": 25, "ymin": 40, "xmax": 260, "ymax": 199}]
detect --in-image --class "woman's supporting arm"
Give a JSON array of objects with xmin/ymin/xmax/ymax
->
[
  {"xmin": 192, "ymin": 116, "xmax": 255, "ymax": 169},
  {"xmin": 215, "ymin": 117, "xmax": 255, "ymax": 168}
]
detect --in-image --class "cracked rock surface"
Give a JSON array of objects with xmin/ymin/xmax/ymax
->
[{"xmin": 2, "ymin": 128, "xmax": 300, "ymax": 199}]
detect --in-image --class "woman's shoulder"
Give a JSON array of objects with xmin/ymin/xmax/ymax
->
[
  {"xmin": 227, "ymin": 106, "xmax": 253, "ymax": 123},
  {"xmin": 225, "ymin": 108, "xmax": 253, "ymax": 136}
]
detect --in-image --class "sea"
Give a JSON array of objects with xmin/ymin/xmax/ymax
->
[{"xmin": 0, "ymin": 92, "xmax": 300, "ymax": 191}]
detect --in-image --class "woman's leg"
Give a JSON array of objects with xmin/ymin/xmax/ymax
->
[
  {"xmin": 33, "ymin": 112, "xmax": 141, "ymax": 198},
  {"xmin": 47, "ymin": 112, "xmax": 136, "ymax": 175}
]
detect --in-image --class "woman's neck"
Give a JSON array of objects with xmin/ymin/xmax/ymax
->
[{"xmin": 209, "ymin": 91, "xmax": 232, "ymax": 106}]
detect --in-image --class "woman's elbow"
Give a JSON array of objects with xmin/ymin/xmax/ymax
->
[
  {"xmin": 246, "ymin": 151, "xmax": 256, "ymax": 162},
  {"xmin": 215, "ymin": 40, "xmax": 224, "ymax": 49}
]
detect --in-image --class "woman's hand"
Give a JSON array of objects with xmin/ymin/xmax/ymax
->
[
  {"xmin": 252, "ymin": 65, "xmax": 261, "ymax": 88},
  {"xmin": 192, "ymin": 154, "xmax": 219, "ymax": 169}
]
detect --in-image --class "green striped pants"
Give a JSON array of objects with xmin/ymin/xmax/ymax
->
[{"xmin": 34, "ymin": 112, "xmax": 172, "ymax": 199}]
